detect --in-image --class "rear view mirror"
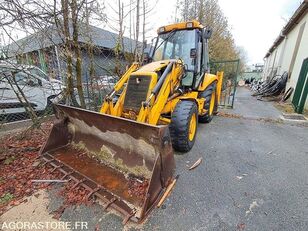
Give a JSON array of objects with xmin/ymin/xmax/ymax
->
[
  {"xmin": 143, "ymin": 40, "xmax": 147, "ymax": 51},
  {"xmin": 143, "ymin": 52, "xmax": 150, "ymax": 64},
  {"xmin": 149, "ymin": 37, "xmax": 158, "ymax": 58},
  {"xmin": 27, "ymin": 77, "xmax": 42, "ymax": 87},
  {"xmin": 203, "ymin": 28, "xmax": 212, "ymax": 39},
  {"xmin": 190, "ymin": 48, "xmax": 197, "ymax": 59},
  {"xmin": 27, "ymin": 79, "xmax": 35, "ymax": 86}
]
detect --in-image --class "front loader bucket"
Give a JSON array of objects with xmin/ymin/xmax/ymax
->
[{"xmin": 40, "ymin": 104, "xmax": 175, "ymax": 223}]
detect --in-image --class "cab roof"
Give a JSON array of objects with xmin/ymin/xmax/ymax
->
[{"xmin": 157, "ymin": 20, "xmax": 204, "ymax": 34}]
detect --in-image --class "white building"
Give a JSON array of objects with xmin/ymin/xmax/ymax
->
[{"xmin": 263, "ymin": 0, "xmax": 308, "ymax": 113}]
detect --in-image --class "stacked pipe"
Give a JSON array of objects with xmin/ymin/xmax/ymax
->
[{"xmin": 250, "ymin": 72, "xmax": 288, "ymax": 98}]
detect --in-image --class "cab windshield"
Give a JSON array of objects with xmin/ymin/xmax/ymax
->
[{"xmin": 152, "ymin": 29, "xmax": 197, "ymax": 71}]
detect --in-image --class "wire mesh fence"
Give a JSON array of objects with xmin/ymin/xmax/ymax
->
[
  {"xmin": 210, "ymin": 59, "xmax": 240, "ymax": 108},
  {"xmin": 0, "ymin": 83, "xmax": 114, "ymax": 126},
  {"xmin": 0, "ymin": 62, "xmax": 118, "ymax": 133},
  {"xmin": 1, "ymin": 59, "xmax": 240, "ymax": 133},
  {"xmin": 82, "ymin": 73, "xmax": 118, "ymax": 111},
  {"xmin": 0, "ymin": 64, "xmax": 57, "ymax": 128}
]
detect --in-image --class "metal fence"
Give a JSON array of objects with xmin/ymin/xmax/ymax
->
[
  {"xmin": 0, "ymin": 84, "xmax": 113, "ymax": 126},
  {"xmin": 1, "ymin": 60, "xmax": 240, "ymax": 132},
  {"xmin": 210, "ymin": 59, "xmax": 240, "ymax": 108},
  {"xmin": 0, "ymin": 72, "xmax": 116, "ymax": 132},
  {"xmin": 82, "ymin": 73, "xmax": 117, "ymax": 111}
]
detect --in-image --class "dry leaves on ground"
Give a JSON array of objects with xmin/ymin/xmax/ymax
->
[
  {"xmin": 0, "ymin": 122, "xmax": 57, "ymax": 214},
  {"xmin": 217, "ymin": 112, "xmax": 243, "ymax": 119}
]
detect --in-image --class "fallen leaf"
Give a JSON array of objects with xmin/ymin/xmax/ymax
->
[
  {"xmin": 11, "ymin": 200, "xmax": 21, "ymax": 206},
  {"xmin": 188, "ymin": 158, "xmax": 202, "ymax": 170},
  {"xmin": 0, "ymin": 122, "xmax": 63, "ymax": 214},
  {"xmin": 246, "ymin": 201, "xmax": 259, "ymax": 215},
  {"xmin": 237, "ymin": 223, "xmax": 246, "ymax": 230}
]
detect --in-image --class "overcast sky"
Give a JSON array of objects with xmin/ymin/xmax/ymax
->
[
  {"xmin": 151, "ymin": 0, "xmax": 302, "ymax": 64},
  {"xmin": 1, "ymin": 0, "xmax": 302, "ymax": 65}
]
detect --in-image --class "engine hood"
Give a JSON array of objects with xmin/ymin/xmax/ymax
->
[{"xmin": 135, "ymin": 59, "xmax": 177, "ymax": 73}]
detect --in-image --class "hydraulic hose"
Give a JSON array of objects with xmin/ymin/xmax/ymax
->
[{"xmin": 151, "ymin": 61, "xmax": 174, "ymax": 96}]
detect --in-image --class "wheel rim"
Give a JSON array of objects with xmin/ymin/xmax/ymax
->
[
  {"xmin": 188, "ymin": 113, "xmax": 197, "ymax": 141},
  {"xmin": 209, "ymin": 91, "xmax": 216, "ymax": 115}
]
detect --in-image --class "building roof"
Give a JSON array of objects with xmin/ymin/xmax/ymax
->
[
  {"xmin": 265, "ymin": 0, "xmax": 308, "ymax": 58},
  {"xmin": 4, "ymin": 23, "xmax": 139, "ymax": 57}
]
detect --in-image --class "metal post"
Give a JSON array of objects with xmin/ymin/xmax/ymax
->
[
  {"xmin": 86, "ymin": 72, "xmax": 90, "ymax": 109},
  {"xmin": 25, "ymin": 53, "xmax": 30, "ymax": 65},
  {"xmin": 38, "ymin": 49, "xmax": 47, "ymax": 73},
  {"xmin": 54, "ymin": 45, "xmax": 62, "ymax": 81},
  {"xmin": 231, "ymin": 59, "xmax": 240, "ymax": 109}
]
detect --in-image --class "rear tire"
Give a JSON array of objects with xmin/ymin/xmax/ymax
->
[
  {"xmin": 169, "ymin": 100, "xmax": 198, "ymax": 153},
  {"xmin": 199, "ymin": 83, "xmax": 217, "ymax": 123}
]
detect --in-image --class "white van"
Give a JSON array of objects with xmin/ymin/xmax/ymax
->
[{"xmin": 0, "ymin": 62, "xmax": 64, "ymax": 121}]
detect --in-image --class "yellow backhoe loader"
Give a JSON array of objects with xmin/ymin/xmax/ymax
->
[{"xmin": 40, "ymin": 20, "xmax": 223, "ymax": 223}]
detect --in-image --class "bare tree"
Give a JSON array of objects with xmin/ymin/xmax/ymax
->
[
  {"xmin": 0, "ymin": 0, "xmax": 107, "ymax": 128},
  {"xmin": 71, "ymin": 0, "xmax": 86, "ymax": 108},
  {"xmin": 61, "ymin": 0, "xmax": 79, "ymax": 106},
  {"xmin": 134, "ymin": 0, "xmax": 140, "ymax": 61},
  {"xmin": 0, "ymin": 0, "xmax": 106, "ymax": 108},
  {"xmin": 180, "ymin": 0, "xmax": 241, "ymax": 62},
  {"xmin": 4, "ymin": 71, "xmax": 39, "ymax": 126}
]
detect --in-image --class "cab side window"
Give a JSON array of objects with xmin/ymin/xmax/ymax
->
[{"xmin": 163, "ymin": 41, "xmax": 173, "ymax": 59}]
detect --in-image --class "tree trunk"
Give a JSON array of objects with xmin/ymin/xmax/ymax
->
[
  {"xmin": 141, "ymin": 0, "xmax": 146, "ymax": 62},
  {"xmin": 118, "ymin": 0, "xmax": 124, "ymax": 51},
  {"xmin": 85, "ymin": 2, "xmax": 97, "ymax": 110},
  {"xmin": 129, "ymin": 0, "xmax": 133, "ymax": 53},
  {"xmin": 71, "ymin": 0, "xmax": 86, "ymax": 108},
  {"xmin": 7, "ymin": 74, "xmax": 39, "ymax": 127},
  {"xmin": 61, "ymin": 0, "xmax": 78, "ymax": 106},
  {"xmin": 114, "ymin": 0, "xmax": 123, "ymax": 77},
  {"xmin": 134, "ymin": 0, "xmax": 140, "ymax": 61}
]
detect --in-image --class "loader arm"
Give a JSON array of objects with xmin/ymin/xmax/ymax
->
[
  {"xmin": 138, "ymin": 60, "xmax": 184, "ymax": 125},
  {"xmin": 100, "ymin": 59, "xmax": 185, "ymax": 126},
  {"xmin": 100, "ymin": 62, "xmax": 139, "ymax": 115}
]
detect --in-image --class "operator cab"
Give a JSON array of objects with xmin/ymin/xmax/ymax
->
[{"xmin": 150, "ymin": 21, "xmax": 212, "ymax": 91}]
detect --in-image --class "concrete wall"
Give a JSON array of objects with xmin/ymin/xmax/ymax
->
[
  {"xmin": 263, "ymin": 44, "xmax": 284, "ymax": 80},
  {"xmin": 263, "ymin": 12, "xmax": 308, "ymax": 109},
  {"xmin": 287, "ymin": 14, "xmax": 308, "ymax": 92}
]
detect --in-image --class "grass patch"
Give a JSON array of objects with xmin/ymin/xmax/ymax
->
[
  {"xmin": 0, "ymin": 193, "xmax": 14, "ymax": 205},
  {"xmin": 274, "ymin": 102, "xmax": 294, "ymax": 114},
  {"xmin": 274, "ymin": 102, "xmax": 308, "ymax": 117}
]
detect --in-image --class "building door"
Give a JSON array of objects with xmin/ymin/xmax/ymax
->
[{"xmin": 292, "ymin": 58, "xmax": 308, "ymax": 114}]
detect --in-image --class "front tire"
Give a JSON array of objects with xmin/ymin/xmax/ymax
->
[{"xmin": 169, "ymin": 100, "xmax": 198, "ymax": 153}]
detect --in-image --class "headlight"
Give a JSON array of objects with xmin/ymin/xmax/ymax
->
[
  {"xmin": 186, "ymin": 22, "xmax": 193, "ymax": 28},
  {"xmin": 158, "ymin": 27, "xmax": 165, "ymax": 33}
]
